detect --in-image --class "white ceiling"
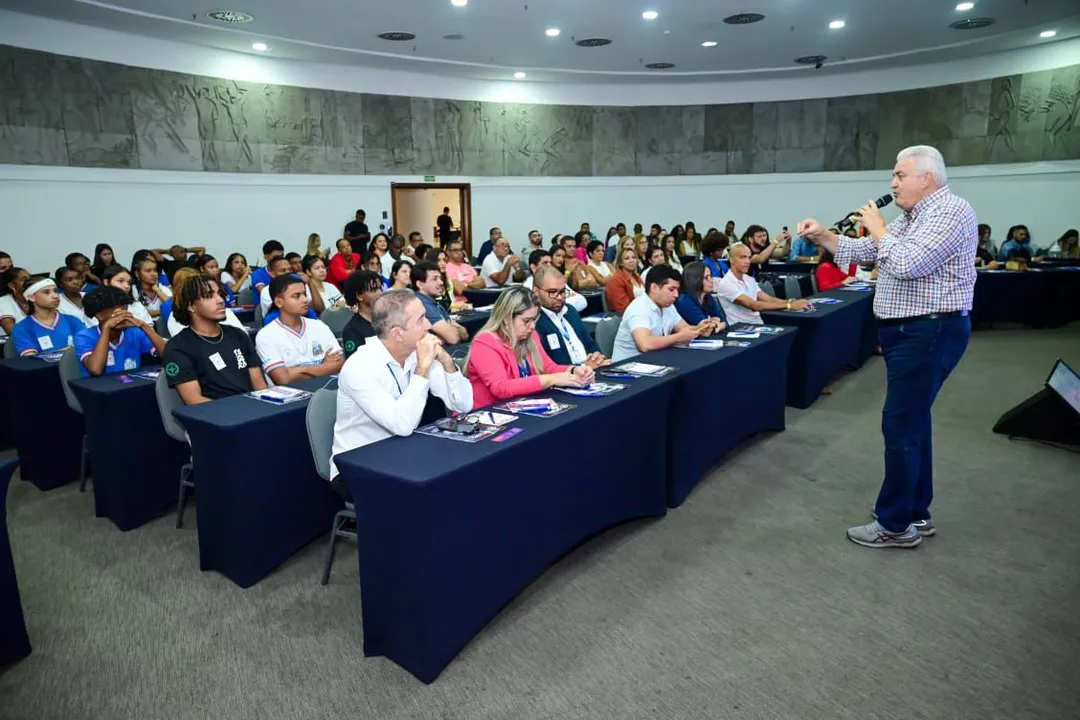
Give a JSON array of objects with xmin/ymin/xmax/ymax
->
[{"xmin": 2, "ymin": 0, "xmax": 1079, "ymax": 83}]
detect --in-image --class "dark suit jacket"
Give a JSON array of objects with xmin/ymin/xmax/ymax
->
[{"xmin": 535, "ymin": 305, "xmax": 601, "ymax": 364}]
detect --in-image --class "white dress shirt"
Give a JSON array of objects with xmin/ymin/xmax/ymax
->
[
  {"xmin": 523, "ymin": 275, "xmax": 588, "ymax": 313},
  {"xmin": 329, "ymin": 336, "xmax": 473, "ymax": 478},
  {"xmin": 541, "ymin": 306, "xmax": 588, "ymax": 363}
]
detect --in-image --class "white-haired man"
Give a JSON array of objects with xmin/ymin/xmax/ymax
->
[
  {"xmin": 797, "ymin": 145, "xmax": 976, "ymax": 549},
  {"xmin": 715, "ymin": 243, "xmax": 810, "ymax": 325}
]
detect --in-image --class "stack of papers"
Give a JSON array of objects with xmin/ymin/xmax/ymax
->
[
  {"xmin": 813, "ymin": 297, "xmax": 841, "ymax": 305},
  {"xmin": 464, "ymin": 411, "xmax": 518, "ymax": 426},
  {"xmin": 726, "ymin": 331, "xmax": 760, "ymax": 339},
  {"xmin": 682, "ymin": 339, "xmax": 726, "ymax": 350},
  {"xmin": 555, "ymin": 382, "xmax": 628, "ymax": 397},
  {"xmin": 494, "ymin": 398, "xmax": 575, "ymax": 418},
  {"xmin": 613, "ymin": 362, "xmax": 676, "ymax": 377},
  {"xmin": 247, "ymin": 387, "xmax": 312, "ymax": 404}
]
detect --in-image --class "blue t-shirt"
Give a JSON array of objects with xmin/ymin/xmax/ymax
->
[
  {"xmin": 250, "ymin": 267, "xmax": 273, "ymax": 293},
  {"xmin": 418, "ymin": 292, "xmax": 451, "ymax": 325},
  {"xmin": 73, "ymin": 325, "xmax": 156, "ymax": 377},
  {"xmin": 11, "ymin": 313, "xmax": 85, "ymax": 356},
  {"xmin": 702, "ymin": 256, "xmax": 730, "ymax": 280},
  {"xmin": 789, "ymin": 236, "xmax": 818, "ymax": 260},
  {"xmin": 223, "ymin": 283, "xmax": 237, "ymax": 308},
  {"xmin": 999, "ymin": 239, "xmax": 1033, "ymax": 261}
]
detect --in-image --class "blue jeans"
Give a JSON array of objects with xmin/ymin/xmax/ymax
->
[{"xmin": 874, "ymin": 315, "xmax": 970, "ymax": 532}]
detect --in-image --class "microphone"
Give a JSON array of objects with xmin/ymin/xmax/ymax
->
[{"xmin": 836, "ymin": 195, "xmax": 892, "ymax": 231}]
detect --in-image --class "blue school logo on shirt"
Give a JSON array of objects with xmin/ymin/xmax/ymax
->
[{"xmin": 312, "ymin": 342, "xmax": 323, "ymax": 356}]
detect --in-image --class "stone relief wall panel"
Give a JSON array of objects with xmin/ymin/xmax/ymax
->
[{"xmin": 0, "ymin": 45, "xmax": 1076, "ymax": 177}]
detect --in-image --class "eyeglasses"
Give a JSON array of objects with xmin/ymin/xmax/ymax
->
[{"xmin": 539, "ymin": 287, "xmax": 568, "ymax": 298}]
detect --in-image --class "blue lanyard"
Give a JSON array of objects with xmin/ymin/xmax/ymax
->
[
  {"xmin": 386, "ymin": 362, "xmax": 411, "ymax": 396},
  {"xmin": 558, "ymin": 316, "xmax": 574, "ymax": 343},
  {"xmin": 518, "ymin": 358, "xmax": 531, "ymax": 378}
]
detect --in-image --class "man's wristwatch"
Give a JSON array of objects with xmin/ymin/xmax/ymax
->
[{"xmin": 786, "ymin": 300, "xmax": 792, "ymax": 310}]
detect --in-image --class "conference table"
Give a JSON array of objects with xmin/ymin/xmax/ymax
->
[
  {"xmin": 0, "ymin": 357, "xmax": 85, "ymax": 490},
  {"xmin": 0, "ymin": 458, "xmax": 31, "ymax": 667},
  {"xmin": 334, "ymin": 366, "xmax": 679, "ymax": 683},
  {"xmin": 68, "ymin": 371, "xmax": 190, "ymax": 531},
  {"xmin": 452, "ymin": 309, "xmax": 492, "ymax": 339},
  {"xmin": 761, "ymin": 288, "xmax": 876, "ymax": 409},
  {"xmin": 0, "ymin": 355, "xmax": 13, "ymax": 450},
  {"xmin": 465, "ymin": 287, "xmax": 605, "ymax": 316},
  {"xmin": 971, "ymin": 267, "xmax": 1080, "ymax": 328},
  {"xmin": 172, "ymin": 377, "xmax": 341, "ymax": 588}
]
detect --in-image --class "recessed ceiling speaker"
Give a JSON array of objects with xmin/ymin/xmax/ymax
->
[
  {"xmin": 442, "ymin": 34, "xmax": 465, "ymax": 40},
  {"xmin": 377, "ymin": 32, "xmax": 417, "ymax": 41},
  {"xmin": 949, "ymin": 18, "xmax": 995, "ymax": 30},
  {"xmin": 206, "ymin": 10, "xmax": 254, "ymax": 23},
  {"xmin": 575, "ymin": 38, "xmax": 613, "ymax": 47},
  {"xmin": 645, "ymin": 62, "xmax": 675, "ymax": 69},
  {"xmin": 723, "ymin": 13, "xmax": 766, "ymax": 25}
]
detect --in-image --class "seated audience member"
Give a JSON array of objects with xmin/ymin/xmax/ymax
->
[
  {"xmin": 427, "ymin": 247, "xmax": 464, "ymax": 311},
  {"xmin": 999, "ymin": 225, "xmax": 1037, "ymax": 261},
  {"xmin": 389, "ymin": 259, "xmax": 413, "ymax": 291},
  {"xmin": 476, "ymin": 227, "xmax": 501, "ymax": 266},
  {"xmin": 381, "ymin": 234, "xmax": 416, "ymax": 279},
  {"xmin": 521, "ymin": 230, "xmax": 545, "ymax": 272},
  {"xmin": 56, "ymin": 266, "xmax": 91, "ymax": 325},
  {"xmin": 532, "ymin": 267, "xmax": 609, "ymax": 368},
  {"xmin": 717, "ymin": 243, "xmax": 810, "ymax": 324},
  {"xmin": 679, "ymin": 224, "xmax": 700, "ymax": 259},
  {"xmin": 674, "ymin": 262, "xmax": 728, "ymax": 330},
  {"xmin": 341, "ymin": 270, "xmax": 383, "ymax": 356},
  {"xmin": 307, "ymin": 232, "xmax": 330, "ymax": 261},
  {"xmin": 661, "ymin": 234, "xmax": 683, "ymax": 272},
  {"xmin": 65, "ymin": 252, "xmax": 97, "ymax": 292},
  {"xmin": 250, "ymin": 240, "xmax": 285, "ymax": 294},
  {"xmin": 163, "ymin": 274, "xmax": 267, "ymax": 404},
  {"xmin": 559, "ymin": 235, "xmax": 593, "ymax": 289},
  {"xmin": 0, "ymin": 251, "xmax": 12, "ymax": 274},
  {"xmin": 605, "ymin": 246, "xmax": 645, "ymax": 314},
  {"xmin": 164, "ymin": 267, "xmax": 247, "ymax": 337},
  {"xmin": 11, "ymin": 277, "xmax": 84, "ymax": 356},
  {"xmin": 255, "ymin": 274, "xmax": 343, "ymax": 385},
  {"xmin": 259, "ymin": 256, "xmax": 324, "ymax": 319},
  {"xmin": 465, "ymin": 286, "xmax": 593, "ymax": 409},
  {"xmin": 88, "ymin": 243, "xmax": 120, "ymax": 287},
  {"xmin": 0, "ymin": 266, "xmax": 30, "ymax": 336},
  {"xmin": 329, "ymin": 289, "xmax": 473, "ymax": 496},
  {"xmin": 363, "ymin": 252, "xmax": 391, "ymax": 289},
  {"xmin": 406, "ymin": 231, "xmax": 425, "ymax": 258},
  {"xmin": 303, "ymin": 254, "xmax": 345, "ymax": 309},
  {"xmin": 195, "ymin": 254, "xmax": 236, "ymax": 307},
  {"xmin": 635, "ymin": 235, "xmax": 651, "ymax": 270},
  {"xmin": 151, "ymin": 244, "xmax": 205, "ymax": 284},
  {"xmin": 974, "ymin": 224, "xmax": 997, "ymax": 267},
  {"xmin": 132, "ymin": 256, "xmax": 172, "ymax": 318},
  {"xmin": 445, "ymin": 238, "xmax": 483, "ymax": 301},
  {"xmin": 814, "ymin": 248, "xmax": 858, "ymax": 291},
  {"xmin": 98, "ymin": 265, "xmax": 153, "ymax": 325},
  {"xmin": 741, "ymin": 224, "xmax": 783, "ymax": 275},
  {"xmin": 611, "ymin": 265, "xmax": 711, "ymax": 362},
  {"xmin": 1044, "ymin": 228, "xmax": 1079, "ymax": 258},
  {"xmin": 370, "ymin": 233, "xmax": 390, "ymax": 267},
  {"xmin": 700, "ymin": 232, "xmax": 730, "ymax": 282},
  {"xmin": 74, "ymin": 286, "xmax": 167, "ymax": 377},
  {"xmin": 412, "ymin": 261, "xmax": 468, "ymax": 345},
  {"xmin": 789, "ymin": 232, "xmax": 820, "ymax": 262},
  {"xmin": 413, "ymin": 243, "xmax": 432, "ymax": 262},
  {"xmin": 523, "ymin": 250, "xmax": 589, "ymax": 313},
  {"xmin": 641, "ymin": 245, "xmax": 667, "ymax": 287},
  {"xmin": 584, "ymin": 240, "xmax": 616, "ymax": 286},
  {"xmin": 221, "ymin": 253, "xmax": 252, "ymax": 295},
  {"xmin": 327, "ymin": 238, "xmax": 361, "ymax": 289},
  {"xmin": 481, "ymin": 236, "xmax": 524, "ymax": 288},
  {"xmin": 286, "ymin": 252, "xmax": 303, "ymax": 275}
]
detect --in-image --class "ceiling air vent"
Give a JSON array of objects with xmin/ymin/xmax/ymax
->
[
  {"xmin": 206, "ymin": 10, "xmax": 254, "ymax": 24},
  {"xmin": 377, "ymin": 32, "xmax": 417, "ymax": 41},
  {"xmin": 576, "ymin": 38, "xmax": 613, "ymax": 47},
  {"xmin": 645, "ymin": 62, "xmax": 675, "ymax": 69},
  {"xmin": 794, "ymin": 55, "xmax": 828, "ymax": 65},
  {"xmin": 949, "ymin": 18, "xmax": 995, "ymax": 30},
  {"xmin": 723, "ymin": 13, "xmax": 766, "ymax": 25},
  {"xmin": 442, "ymin": 34, "xmax": 465, "ymax": 40}
]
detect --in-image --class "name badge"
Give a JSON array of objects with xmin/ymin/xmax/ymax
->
[
  {"xmin": 123, "ymin": 357, "xmax": 137, "ymax": 370},
  {"xmin": 546, "ymin": 333, "xmax": 561, "ymax": 350},
  {"xmin": 38, "ymin": 335, "xmax": 54, "ymax": 350},
  {"xmin": 107, "ymin": 350, "xmax": 116, "ymax": 367},
  {"xmin": 208, "ymin": 352, "xmax": 226, "ymax": 371}
]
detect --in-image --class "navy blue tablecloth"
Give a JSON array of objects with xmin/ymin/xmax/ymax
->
[
  {"xmin": 0, "ymin": 458, "xmax": 31, "ymax": 667},
  {"xmin": 69, "ymin": 373, "xmax": 190, "ymax": 531},
  {"xmin": 453, "ymin": 310, "xmax": 491, "ymax": 339},
  {"xmin": 644, "ymin": 330, "xmax": 797, "ymax": 507},
  {"xmin": 0, "ymin": 358, "xmax": 13, "ymax": 450},
  {"xmin": 335, "ymin": 373, "xmax": 677, "ymax": 683},
  {"xmin": 761, "ymin": 289, "xmax": 874, "ymax": 409},
  {"xmin": 0, "ymin": 358, "xmax": 84, "ymax": 490},
  {"xmin": 172, "ymin": 378, "xmax": 341, "ymax": 588},
  {"xmin": 972, "ymin": 268, "xmax": 1080, "ymax": 328}
]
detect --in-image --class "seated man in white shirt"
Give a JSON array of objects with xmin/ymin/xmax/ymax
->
[
  {"xmin": 329, "ymin": 289, "xmax": 473, "ymax": 500},
  {"xmin": 716, "ymin": 242, "xmax": 810, "ymax": 325},
  {"xmin": 480, "ymin": 236, "xmax": 525, "ymax": 288},
  {"xmin": 611, "ymin": 265, "xmax": 712, "ymax": 361},
  {"xmin": 255, "ymin": 274, "xmax": 343, "ymax": 386},
  {"xmin": 521, "ymin": 250, "xmax": 588, "ymax": 313},
  {"xmin": 258, "ymin": 256, "xmax": 324, "ymax": 317}
]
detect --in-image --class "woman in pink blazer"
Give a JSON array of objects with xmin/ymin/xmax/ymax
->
[{"xmin": 464, "ymin": 287, "xmax": 594, "ymax": 410}]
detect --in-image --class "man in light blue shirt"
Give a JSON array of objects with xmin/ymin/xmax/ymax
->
[
  {"xmin": 789, "ymin": 234, "xmax": 819, "ymax": 262},
  {"xmin": 611, "ymin": 265, "xmax": 707, "ymax": 361}
]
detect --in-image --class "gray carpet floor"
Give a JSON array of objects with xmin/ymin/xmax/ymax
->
[{"xmin": 2, "ymin": 326, "xmax": 1079, "ymax": 720}]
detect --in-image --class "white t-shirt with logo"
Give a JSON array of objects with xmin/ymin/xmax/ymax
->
[{"xmin": 255, "ymin": 317, "xmax": 341, "ymax": 377}]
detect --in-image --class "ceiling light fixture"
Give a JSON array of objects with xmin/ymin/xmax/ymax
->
[
  {"xmin": 451, "ymin": 0, "xmax": 467, "ymax": 7},
  {"xmin": 829, "ymin": 20, "xmax": 845, "ymax": 30},
  {"xmin": 514, "ymin": 71, "xmax": 527, "ymax": 79},
  {"xmin": 701, "ymin": 41, "xmax": 717, "ymax": 47},
  {"xmin": 1040, "ymin": 30, "xmax": 1057, "ymax": 38},
  {"xmin": 545, "ymin": 28, "xmax": 560, "ymax": 37},
  {"xmin": 206, "ymin": 10, "xmax": 254, "ymax": 24},
  {"xmin": 955, "ymin": 2, "xmax": 974, "ymax": 10},
  {"xmin": 251, "ymin": 42, "xmax": 268, "ymax": 51},
  {"xmin": 642, "ymin": 10, "xmax": 659, "ymax": 21}
]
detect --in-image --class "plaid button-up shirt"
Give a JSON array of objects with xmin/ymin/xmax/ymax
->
[{"xmin": 834, "ymin": 185, "xmax": 978, "ymax": 320}]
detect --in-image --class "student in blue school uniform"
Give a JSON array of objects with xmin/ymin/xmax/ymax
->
[
  {"xmin": 10, "ymin": 277, "xmax": 85, "ymax": 357},
  {"xmin": 195, "ymin": 254, "xmax": 236, "ymax": 307},
  {"xmin": 73, "ymin": 286, "xmax": 168, "ymax": 377},
  {"xmin": 250, "ymin": 240, "xmax": 286, "ymax": 295}
]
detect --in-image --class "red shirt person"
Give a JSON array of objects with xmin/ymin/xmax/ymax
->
[
  {"xmin": 327, "ymin": 238, "xmax": 361, "ymax": 289},
  {"xmin": 813, "ymin": 248, "xmax": 858, "ymax": 291}
]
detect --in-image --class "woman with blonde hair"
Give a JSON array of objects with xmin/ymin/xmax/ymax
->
[
  {"xmin": 306, "ymin": 233, "xmax": 329, "ymax": 260},
  {"xmin": 464, "ymin": 286, "xmax": 592, "ymax": 409},
  {"xmin": 604, "ymin": 246, "xmax": 644, "ymax": 314}
]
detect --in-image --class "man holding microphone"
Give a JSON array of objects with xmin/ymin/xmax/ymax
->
[{"xmin": 797, "ymin": 145, "xmax": 977, "ymax": 549}]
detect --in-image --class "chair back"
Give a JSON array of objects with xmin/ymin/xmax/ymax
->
[
  {"xmin": 2, "ymin": 340, "xmax": 15, "ymax": 359},
  {"xmin": 236, "ymin": 287, "xmax": 254, "ymax": 306},
  {"xmin": 783, "ymin": 276, "xmax": 803, "ymax": 300},
  {"xmin": 57, "ymin": 348, "xmax": 84, "ymax": 414},
  {"xmin": 320, "ymin": 308, "xmax": 352, "ymax": 336},
  {"xmin": 758, "ymin": 280, "xmax": 775, "ymax": 297},
  {"xmin": 254, "ymin": 302, "xmax": 264, "ymax": 327},
  {"xmin": 154, "ymin": 373, "xmax": 189, "ymax": 445},
  {"xmin": 155, "ymin": 314, "xmax": 171, "ymax": 339},
  {"xmin": 305, "ymin": 387, "xmax": 337, "ymax": 481},
  {"xmin": 600, "ymin": 289, "xmax": 610, "ymax": 313},
  {"xmin": 809, "ymin": 273, "xmax": 819, "ymax": 295},
  {"xmin": 595, "ymin": 316, "xmax": 621, "ymax": 359}
]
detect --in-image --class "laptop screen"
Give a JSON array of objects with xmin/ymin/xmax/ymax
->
[{"xmin": 1046, "ymin": 359, "xmax": 1080, "ymax": 417}]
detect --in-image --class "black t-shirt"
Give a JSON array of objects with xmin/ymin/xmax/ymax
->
[
  {"xmin": 342, "ymin": 314, "xmax": 375, "ymax": 357},
  {"xmin": 162, "ymin": 325, "xmax": 260, "ymax": 400},
  {"xmin": 437, "ymin": 213, "xmax": 453, "ymax": 238},
  {"xmin": 976, "ymin": 246, "xmax": 995, "ymax": 265},
  {"xmin": 343, "ymin": 221, "xmax": 370, "ymax": 255}
]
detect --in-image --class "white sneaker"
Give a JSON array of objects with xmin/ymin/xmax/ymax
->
[{"xmin": 847, "ymin": 520, "xmax": 922, "ymax": 548}]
